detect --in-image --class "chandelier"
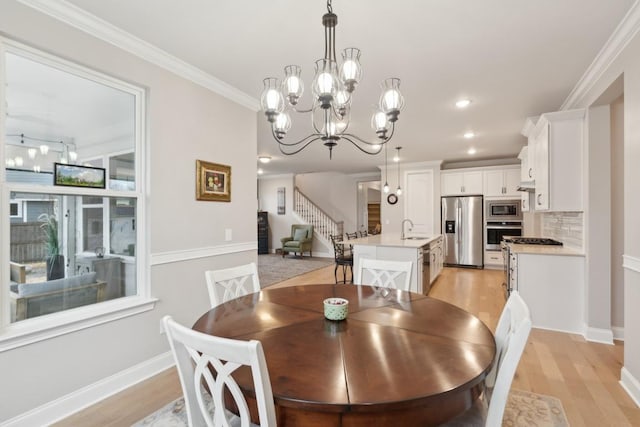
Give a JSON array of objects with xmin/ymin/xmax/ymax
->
[{"xmin": 260, "ymin": 0, "xmax": 405, "ymax": 159}]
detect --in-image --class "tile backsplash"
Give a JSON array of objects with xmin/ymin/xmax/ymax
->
[{"xmin": 541, "ymin": 212, "xmax": 584, "ymax": 250}]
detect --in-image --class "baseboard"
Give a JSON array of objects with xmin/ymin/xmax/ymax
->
[
  {"xmin": 2, "ymin": 351, "xmax": 174, "ymax": 427},
  {"xmin": 585, "ymin": 326, "xmax": 615, "ymax": 345},
  {"xmin": 620, "ymin": 367, "xmax": 640, "ymax": 408},
  {"xmin": 612, "ymin": 326, "xmax": 625, "ymax": 341}
]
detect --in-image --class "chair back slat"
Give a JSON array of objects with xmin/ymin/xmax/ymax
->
[
  {"xmin": 355, "ymin": 258, "xmax": 413, "ymax": 291},
  {"xmin": 163, "ymin": 315, "xmax": 277, "ymax": 427},
  {"xmin": 205, "ymin": 263, "xmax": 261, "ymax": 308}
]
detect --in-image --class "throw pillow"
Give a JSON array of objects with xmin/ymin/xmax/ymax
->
[{"xmin": 293, "ymin": 228, "xmax": 307, "ymax": 241}]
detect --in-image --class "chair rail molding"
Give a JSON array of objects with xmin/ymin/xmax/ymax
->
[
  {"xmin": 2, "ymin": 351, "xmax": 174, "ymax": 427},
  {"xmin": 561, "ymin": 0, "xmax": 640, "ymax": 109},
  {"xmin": 15, "ymin": 0, "xmax": 259, "ymax": 111},
  {"xmin": 623, "ymin": 254, "xmax": 640, "ymax": 274},
  {"xmin": 151, "ymin": 241, "xmax": 257, "ymax": 266}
]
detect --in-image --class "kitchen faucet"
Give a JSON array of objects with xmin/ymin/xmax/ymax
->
[{"xmin": 401, "ymin": 219, "xmax": 414, "ymax": 240}]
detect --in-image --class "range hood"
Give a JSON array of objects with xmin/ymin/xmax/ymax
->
[{"xmin": 517, "ymin": 180, "xmax": 535, "ymax": 192}]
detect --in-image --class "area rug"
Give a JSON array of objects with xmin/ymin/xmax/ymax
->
[
  {"xmin": 132, "ymin": 389, "xmax": 569, "ymax": 426},
  {"xmin": 257, "ymin": 254, "xmax": 333, "ymax": 288}
]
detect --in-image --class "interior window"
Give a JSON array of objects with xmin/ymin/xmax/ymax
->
[{"xmin": 3, "ymin": 45, "xmax": 143, "ymax": 325}]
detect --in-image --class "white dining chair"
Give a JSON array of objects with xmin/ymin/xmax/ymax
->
[
  {"xmin": 354, "ymin": 258, "xmax": 413, "ymax": 291},
  {"xmin": 205, "ymin": 262, "xmax": 261, "ymax": 308},
  {"xmin": 162, "ymin": 315, "xmax": 277, "ymax": 427},
  {"xmin": 443, "ymin": 290, "xmax": 532, "ymax": 427}
]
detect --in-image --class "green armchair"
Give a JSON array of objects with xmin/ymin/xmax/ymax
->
[{"xmin": 281, "ymin": 224, "xmax": 314, "ymax": 258}]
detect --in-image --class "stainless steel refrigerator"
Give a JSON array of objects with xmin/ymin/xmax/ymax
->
[{"xmin": 441, "ymin": 195, "xmax": 484, "ymax": 268}]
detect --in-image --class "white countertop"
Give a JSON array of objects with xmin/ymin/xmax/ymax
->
[
  {"xmin": 508, "ymin": 243, "xmax": 584, "ymax": 256},
  {"xmin": 342, "ymin": 233, "xmax": 442, "ymax": 249}
]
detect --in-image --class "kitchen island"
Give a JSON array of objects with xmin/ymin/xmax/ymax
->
[{"xmin": 345, "ymin": 234, "xmax": 444, "ymax": 294}]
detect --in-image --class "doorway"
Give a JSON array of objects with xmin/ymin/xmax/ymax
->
[{"xmin": 357, "ymin": 180, "xmax": 381, "ymax": 234}]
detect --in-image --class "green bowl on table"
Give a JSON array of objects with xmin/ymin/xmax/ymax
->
[{"xmin": 324, "ymin": 298, "xmax": 349, "ymax": 321}]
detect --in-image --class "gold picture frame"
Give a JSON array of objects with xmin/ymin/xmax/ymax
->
[{"xmin": 196, "ymin": 160, "xmax": 231, "ymax": 202}]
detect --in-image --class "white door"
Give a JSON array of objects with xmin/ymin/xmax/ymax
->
[{"xmin": 406, "ymin": 171, "xmax": 434, "ymax": 234}]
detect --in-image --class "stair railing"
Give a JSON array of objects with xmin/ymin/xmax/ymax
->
[{"xmin": 294, "ymin": 187, "xmax": 344, "ymax": 241}]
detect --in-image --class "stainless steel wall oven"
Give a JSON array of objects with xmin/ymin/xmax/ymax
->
[{"xmin": 485, "ymin": 222, "xmax": 523, "ymax": 250}]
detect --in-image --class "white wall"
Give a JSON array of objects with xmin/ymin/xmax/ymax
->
[
  {"xmin": 257, "ymin": 174, "xmax": 295, "ymax": 253},
  {"xmin": 611, "ymin": 96, "xmax": 625, "ymax": 330},
  {"xmin": 0, "ymin": 1, "xmax": 257, "ymax": 422},
  {"xmin": 567, "ymin": 7, "xmax": 640, "ymax": 404},
  {"xmin": 294, "ymin": 172, "xmax": 361, "ymax": 234}
]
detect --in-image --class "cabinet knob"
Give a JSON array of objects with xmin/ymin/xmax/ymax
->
[
  {"xmin": 528, "ymin": 168, "xmax": 533, "ymax": 178},
  {"xmin": 537, "ymin": 194, "xmax": 542, "ymax": 205}
]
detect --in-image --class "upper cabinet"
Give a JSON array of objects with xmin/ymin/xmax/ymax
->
[
  {"xmin": 527, "ymin": 109, "xmax": 585, "ymax": 212},
  {"xmin": 483, "ymin": 168, "xmax": 520, "ymax": 198},
  {"xmin": 441, "ymin": 170, "xmax": 483, "ymax": 196}
]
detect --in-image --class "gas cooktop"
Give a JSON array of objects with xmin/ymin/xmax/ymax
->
[{"xmin": 504, "ymin": 237, "xmax": 563, "ymax": 246}]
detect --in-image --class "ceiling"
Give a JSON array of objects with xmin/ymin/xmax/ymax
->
[{"xmin": 51, "ymin": 0, "xmax": 636, "ymax": 174}]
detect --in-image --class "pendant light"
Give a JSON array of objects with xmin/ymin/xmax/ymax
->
[
  {"xmin": 395, "ymin": 146, "xmax": 402, "ymax": 195},
  {"xmin": 383, "ymin": 144, "xmax": 389, "ymax": 193}
]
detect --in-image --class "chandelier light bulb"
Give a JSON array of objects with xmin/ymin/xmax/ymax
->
[
  {"xmin": 40, "ymin": 144, "xmax": 49, "ymax": 155},
  {"xmin": 260, "ymin": 78, "xmax": 284, "ymax": 115},
  {"xmin": 274, "ymin": 112, "xmax": 291, "ymax": 138},
  {"xmin": 380, "ymin": 78, "xmax": 405, "ymax": 118},
  {"xmin": 27, "ymin": 148, "xmax": 37, "ymax": 159},
  {"xmin": 383, "ymin": 182, "xmax": 390, "ymax": 193},
  {"xmin": 371, "ymin": 144, "xmax": 381, "ymax": 152},
  {"xmin": 283, "ymin": 65, "xmax": 304, "ymax": 104},
  {"xmin": 371, "ymin": 110, "xmax": 389, "ymax": 134}
]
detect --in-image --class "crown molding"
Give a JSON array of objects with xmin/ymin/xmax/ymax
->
[
  {"xmin": 16, "ymin": 0, "xmax": 260, "ymax": 112},
  {"xmin": 561, "ymin": 1, "xmax": 640, "ymax": 110}
]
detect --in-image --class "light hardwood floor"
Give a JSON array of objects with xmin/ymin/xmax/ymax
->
[{"xmin": 54, "ymin": 265, "xmax": 640, "ymax": 426}]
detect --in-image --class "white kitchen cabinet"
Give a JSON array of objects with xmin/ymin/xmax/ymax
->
[
  {"xmin": 483, "ymin": 167, "xmax": 520, "ymax": 198},
  {"xmin": 441, "ymin": 170, "xmax": 483, "ymax": 196},
  {"xmin": 429, "ymin": 235, "xmax": 444, "ymax": 285},
  {"xmin": 530, "ymin": 109, "xmax": 584, "ymax": 212},
  {"xmin": 520, "ymin": 191, "xmax": 531, "ymax": 212},
  {"xmin": 484, "ymin": 250, "xmax": 503, "ymax": 268},
  {"xmin": 518, "ymin": 145, "xmax": 535, "ymax": 182}
]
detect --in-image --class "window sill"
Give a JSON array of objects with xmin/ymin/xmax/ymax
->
[{"xmin": 0, "ymin": 296, "xmax": 157, "ymax": 352}]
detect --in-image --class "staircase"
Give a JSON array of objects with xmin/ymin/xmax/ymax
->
[{"xmin": 294, "ymin": 187, "xmax": 343, "ymax": 247}]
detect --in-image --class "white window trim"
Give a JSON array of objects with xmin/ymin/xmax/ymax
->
[{"xmin": 0, "ymin": 38, "xmax": 153, "ymax": 350}]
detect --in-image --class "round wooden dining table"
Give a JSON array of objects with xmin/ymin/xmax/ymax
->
[{"xmin": 192, "ymin": 284, "xmax": 496, "ymax": 426}]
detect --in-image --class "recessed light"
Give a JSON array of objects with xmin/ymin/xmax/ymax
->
[
  {"xmin": 463, "ymin": 131, "xmax": 475, "ymax": 139},
  {"xmin": 456, "ymin": 99, "xmax": 472, "ymax": 109},
  {"xmin": 467, "ymin": 148, "xmax": 477, "ymax": 155},
  {"xmin": 258, "ymin": 156, "xmax": 271, "ymax": 164}
]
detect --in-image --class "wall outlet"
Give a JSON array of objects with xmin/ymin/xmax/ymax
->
[{"xmin": 225, "ymin": 228, "xmax": 232, "ymax": 241}]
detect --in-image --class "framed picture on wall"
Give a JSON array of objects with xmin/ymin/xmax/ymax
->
[
  {"xmin": 277, "ymin": 187, "xmax": 286, "ymax": 214},
  {"xmin": 196, "ymin": 160, "xmax": 231, "ymax": 202}
]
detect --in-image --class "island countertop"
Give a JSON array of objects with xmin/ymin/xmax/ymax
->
[
  {"xmin": 507, "ymin": 243, "xmax": 584, "ymax": 256},
  {"xmin": 342, "ymin": 233, "xmax": 442, "ymax": 248}
]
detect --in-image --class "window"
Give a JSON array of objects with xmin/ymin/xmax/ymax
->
[{"xmin": 1, "ymin": 39, "xmax": 150, "ymax": 346}]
